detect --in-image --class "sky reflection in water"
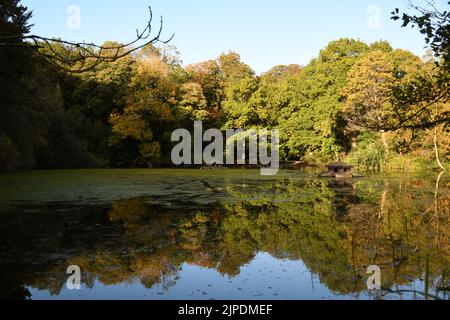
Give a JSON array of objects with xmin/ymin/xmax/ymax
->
[{"xmin": 0, "ymin": 170, "xmax": 448, "ymax": 300}]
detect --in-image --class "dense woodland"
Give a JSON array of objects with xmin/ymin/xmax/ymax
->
[{"xmin": 1, "ymin": 0, "xmax": 449, "ymax": 172}]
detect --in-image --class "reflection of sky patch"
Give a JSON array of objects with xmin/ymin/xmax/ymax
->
[
  {"xmin": 28, "ymin": 253, "xmax": 356, "ymax": 300},
  {"xmin": 28, "ymin": 252, "xmax": 445, "ymax": 300}
]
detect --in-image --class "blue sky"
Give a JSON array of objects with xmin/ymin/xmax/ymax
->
[{"xmin": 21, "ymin": 0, "xmax": 447, "ymax": 74}]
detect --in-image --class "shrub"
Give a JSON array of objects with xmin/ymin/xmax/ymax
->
[{"xmin": 347, "ymin": 142, "xmax": 386, "ymax": 172}]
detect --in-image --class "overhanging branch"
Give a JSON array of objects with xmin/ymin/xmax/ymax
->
[{"xmin": 0, "ymin": 6, "xmax": 174, "ymax": 73}]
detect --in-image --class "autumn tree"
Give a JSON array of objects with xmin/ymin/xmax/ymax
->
[
  {"xmin": 342, "ymin": 47, "xmax": 448, "ymax": 169},
  {"xmin": 186, "ymin": 60, "xmax": 223, "ymax": 111},
  {"xmin": 185, "ymin": 60, "xmax": 223, "ymax": 126},
  {"xmin": 390, "ymin": 1, "xmax": 449, "ymax": 129},
  {"xmin": 342, "ymin": 51, "xmax": 396, "ymax": 152},
  {"xmin": 109, "ymin": 46, "xmax": 180, "ymax": 166}
]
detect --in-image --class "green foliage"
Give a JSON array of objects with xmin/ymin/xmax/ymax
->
[
  {"xmin": 186, "ymin": 60, "xmax": 223, "ymax": 115},
  {"xmin": 0, "ymin": 0, "xmax": 34, "ymax": 169},
  {"xmin": 346, "ymin": 132, "xmax": 385, "ymax": 172},
  {"xmin": 392, "ymin": 2, "xmax": 450, "ymax": 67},
  {"xmin": 1, "ymin": 2, "xmax": 112, "ymax": 170},
  {"xmin": 0, "ymin": 0, "xmax": 446, "ymax": 171},
  {"xmin": 222, "ymin": 77, "xmax": 260, "ymax": 128},
  {"xmin": 391, "ymin": 2, "xmax": 450, "ymax": 130},
  {"xmin": 383, "ymin": 154, "xmax": 432, "ymax": 172},
  {"xmin": 278, "ymin": 39, "xmax": 370, "ymax": 161},
  {"xmin": 370, "ymin": 40, "xmax": 393, "ymax": 53},
  {"xmin": 218, "ymin": 51, "xmax": 255, "ymax": 83},
  {"xmin": 348, "ymin": 145, "xmax": 386, "ymax": 173},
  {"xmin": 178, "ymin": 82, "xmax": 208, "ymax": 121},
  {"xmin": 108, "ymin": 46, "xmax": 182, "ymax": 166},
  {"xmin": 342, "ymin": 50, "xmax": 396, "ymax": 129}
]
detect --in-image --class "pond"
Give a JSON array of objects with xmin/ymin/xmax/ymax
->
[{"xmin": 0, "ymin": 169, "xmax": 448, "ymax": 300}]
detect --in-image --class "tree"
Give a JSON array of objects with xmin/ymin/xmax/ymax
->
[
  {"xmin": 392, "ymin": 1, "xmax": 450, "ymax": 66},
  {"xmin": 278, "ymin": 39, "xmax": 370, "ymax": 161},
  {"xmin": 59, "ymin": 42, "xmax": 134, "ymax": 164},
  {"xmin": 0, "ymin": 0, "xmax": 31, "ymax": 38},
  {"xmin": 391, "ymin": 1, "xmax": 449, "ymax": 129},
  {"xmin": 218, "ymin": 51, "xmax": 255, "ymax": 84},
  {"xmin": 342, "ymin": 51, "xmax": 396, "ymax": 151},
  {"xmin": 178, "ymin": 83, "xmax": 209, "ymax": 121},
  {"xmin": 109, "ymin": 46, "xmax": 180, "ymax": 166},
  {"xmin": 221, "ymin": 76, "xmax": 260, "ymax": 128},
  {"xmin": 0, "ymin": 0, "xmax": 86, "ymax": 169},
  {"xmin": 217, "ymin": 52, "xmax": 258, "ymax": 128},
  {"xmin": 0, "ymin": 0, "xmax": 33, "ymax": 169},
  {"xmin": 186, "ymin": 60, "xmax": 223, "ymax": 122},
  {"xmin": 343, "ymin": 47, "xmax": 448, "ymax": 170},
  {"xmin": 262, "ymin": 64, "xmax": 302, "ymax": 80}
]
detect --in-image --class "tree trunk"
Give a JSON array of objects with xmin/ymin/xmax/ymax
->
[
  {"xmin": 379, "ymin": 182, "xmax": 388, "ymax": 220},
  {"xmin": 380, "ymin": 130, "xmax": 388, "ymax": 153},
  {"xmin": 434, "ymin": 128, "xmax": 445, "ymax": 171},
  {"xmin": 434, "ymin": 171, "xmax": 444, "ymax": 248}
]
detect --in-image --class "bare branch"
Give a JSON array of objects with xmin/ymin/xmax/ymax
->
[{"xmin": 0, "ymin": 6, "xmax": 175, "ymax": 73}]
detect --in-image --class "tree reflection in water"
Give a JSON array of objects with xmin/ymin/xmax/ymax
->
[{"xmin": 0, "ymin": 174, "xmax": 448, "ymax": 300}]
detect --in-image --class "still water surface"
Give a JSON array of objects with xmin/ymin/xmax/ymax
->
[{"xmin": 0, "ymin": 169, "xmax": 448, "ymax": 300}]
